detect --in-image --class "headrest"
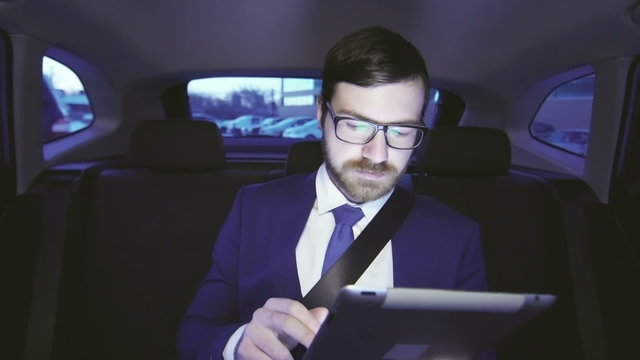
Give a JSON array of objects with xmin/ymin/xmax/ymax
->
[
  {"xmin": 285, "ymin": 140, "xmax": 324, "ymax": 175},
  {"xmin": 129, "ymin": 120, "xmax": 226, "ymax": 171},
  {"xmin": 414, "ymin": 127, "xmax": 511, "ymax": 176}
]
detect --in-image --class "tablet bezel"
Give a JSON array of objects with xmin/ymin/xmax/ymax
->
[{"xmin": 302, "ymin": 286, "xmax": 556, "ymax": 360}]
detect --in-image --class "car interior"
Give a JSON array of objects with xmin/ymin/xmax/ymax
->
[{"xmin": 1, "ymin": 1, "xmax": 639, "ymax": 359}]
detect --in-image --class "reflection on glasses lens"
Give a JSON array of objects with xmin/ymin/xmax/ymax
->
[{"xmin": 335, "ymin": 119, "xmax": 423, "ymax": 149}]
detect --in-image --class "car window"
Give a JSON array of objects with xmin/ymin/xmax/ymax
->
[
  {"xmin": 188, "ymin": 77, "xmax": 321, "ymax": 139},
  {"xmin": 188, "ymin": 77, "xmax": 439, "ymax": 141},
  {"xmin": 42, "ymin": 56, "xmax": 94, "ymax": 143},
  {"xmin": 530, "ymin": 73, "xmax": 595, "ymax": 157}
]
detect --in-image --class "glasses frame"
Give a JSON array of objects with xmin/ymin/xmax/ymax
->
[{"xmin": 324, "ymin": 102, "xmax": 427, "ymax": 150}]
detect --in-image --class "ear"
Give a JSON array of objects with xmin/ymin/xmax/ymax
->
[{"xmin": 316, "ymin": 97, "xmax": 325, "ymax": 127}]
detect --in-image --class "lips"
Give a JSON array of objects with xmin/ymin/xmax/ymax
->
[
  {"xmin": 355, "ymin": 168, "xmax": 387, "ymax": 180},
  {"xmin": 347, "ymin": 159, "xmax": 395, "ymax": 181},
  {"xmin": 328, "ymin": 158, "xmax": 400, "ymax": 202}
]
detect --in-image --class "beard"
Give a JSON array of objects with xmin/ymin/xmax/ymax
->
[{"xmin": 322, "ymin": 138, "xmax": 407, "ymax": 203}]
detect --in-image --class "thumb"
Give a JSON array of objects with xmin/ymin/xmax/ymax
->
[{"xmin": 310, "ymin": 307, "xmax": 329, "ymax": 326}]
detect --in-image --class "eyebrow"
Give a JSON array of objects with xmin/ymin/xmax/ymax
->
[{"xmin": 336, "ymin": 108, "xmax": 423, "ymax": 126}]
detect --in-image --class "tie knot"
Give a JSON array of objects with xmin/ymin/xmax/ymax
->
[{"xmin": 331, "ymin": 204, "xmax": 364, "ymax": 227}]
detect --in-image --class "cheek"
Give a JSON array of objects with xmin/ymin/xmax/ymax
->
[
  {"xmin": 388, "ymin": 150, "xmax": 413, "ymax": 169},
  {"xmin": 326, "ymin": 139, "xmax": 360, "ymax": 165},
  {"xmin": 323, "ymin": 124, "xmax": 362, "ymax": 164}
]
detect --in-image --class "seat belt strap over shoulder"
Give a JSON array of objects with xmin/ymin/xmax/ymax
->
[{"xmin": 302, "ymin": 187, "xmax": 416, "ymax": 309}]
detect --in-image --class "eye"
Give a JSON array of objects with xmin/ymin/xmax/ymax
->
[
  {"xmin": 387, "ymin": 127, "xmax": 412, "ymax": 138},
  {"xmin": 344, "ymin": 119, "xmax": 371, "ymax": 133}
]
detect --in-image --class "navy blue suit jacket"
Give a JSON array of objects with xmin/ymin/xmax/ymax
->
[{"xmin": 177, "ymin": 172, "xmax": 489, "ymax": 360}]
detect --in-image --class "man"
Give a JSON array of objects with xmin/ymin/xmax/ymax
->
[{"xmin": 178, "ymin": 26, "xmax": 489, "ymax": 360}]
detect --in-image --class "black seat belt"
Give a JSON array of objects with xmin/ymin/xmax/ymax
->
[
  {"xmin": 302, "ymin": 186, "xmax": 415, "ymax": 309},
  {"xmin": 291, "ymin": 187, "xmax": 414, "ymax": 359}
]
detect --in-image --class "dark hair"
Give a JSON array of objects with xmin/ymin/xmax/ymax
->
[{"xmin": 321, "ymin": 26, "xmax": 429, "ymax": 107}]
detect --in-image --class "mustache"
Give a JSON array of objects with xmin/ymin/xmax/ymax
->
[{"xmin": 344, "ymin": 158, "xmax": 397, "ymax": 174}]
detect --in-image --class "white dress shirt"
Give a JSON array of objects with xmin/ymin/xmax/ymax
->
[
  {"xmin": 296, "ymin": 163, "xmax": 394, "ymax": 295},
  {"xmin": 223, "ymin": 164, "xmax": 394, "ymax": 358}
]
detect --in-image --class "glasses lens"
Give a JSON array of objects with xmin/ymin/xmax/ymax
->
[
  {"xmin": 386, "ymin": 126, "xmax": 422, "ymax": 149},
  {"xmin": 335, "ymin": 117, "xmax": 425, "ymax": 149},
  {"xmin": 336, "ymin": 119, "xmax": 376, "ymax": 144}
]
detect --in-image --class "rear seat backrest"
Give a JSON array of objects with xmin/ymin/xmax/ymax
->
[
  {"xmin": 411, "ymin": 127, "xmax": 582, "ymax": 360},
  {"xmin": 284, "ymin": 140, "xmax": 323, "ymax": 176},
  {"xmin": 413, "ymin": 126, "xmax": 511, "ymax": 176},
  {"xmin": 52, "ymin": 120, "xmax": 269, "ymax": 360},
  {"xmin": 128, "ymin": 119, "xmax": 227, "ymax": 171},
  {"xmin": 265, "ymin": 140, "xmax": 324, "ymax": 180}
]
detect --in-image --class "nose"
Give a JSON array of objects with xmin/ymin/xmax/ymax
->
[{"xmin": 361, "ymin": 131, "xmax": 389, "ymax": 164}]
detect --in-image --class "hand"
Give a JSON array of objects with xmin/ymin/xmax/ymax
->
[{"xmin": 235, "ymin": 298, "xmax": 328, "ymax": 360}]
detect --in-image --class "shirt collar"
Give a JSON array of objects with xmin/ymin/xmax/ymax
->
[{"xmin": 315, "ymin": 163, "xmax": 393, "ymax": 220}]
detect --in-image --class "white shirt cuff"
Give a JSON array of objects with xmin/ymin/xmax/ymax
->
[{"xmin": 222, "ymin": 324, "xmax": 247, "ymax": 360}]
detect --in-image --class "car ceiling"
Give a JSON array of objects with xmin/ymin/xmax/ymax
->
[{"xmin": 0, "ymin": 0, "xmax": 639, "ymax": 102}]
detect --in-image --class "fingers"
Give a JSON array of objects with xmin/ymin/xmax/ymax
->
[
  {"xmin": 310, "ymin": 307, "xmax": 329, "ymax": 325},
  {"xmin": 262, "ymin": 298, "xmax": 325, "ymax": 339},
  {"xmin": 235, "ymin": 298, "xmax": 325, "ymax": 360},
  {"xmin": 236, "ymin": 322, "xmax": 291, "ymax": 360},
  {"xmin": 259, "ymin": 298, "xmax": 321, "ymax": 347}
]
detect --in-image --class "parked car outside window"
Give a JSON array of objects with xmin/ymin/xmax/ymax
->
[
  {"xmin": 282, "ymin": 119, "xmax": 322, "ymax": 139},
  {"xmin": 224, "ymin": 115, "xmax": 264, "ymax": 136},
  {"xmin": 530, "ymin": 72, "xmax": 594, "ymax": 157},
  {"xmin": 188, "ymin": 77, "xmax": 320, "ymax": 139},
  {"xmin": 258, "ymin": 116, "xmax": 316, "ymax": 137},
  {"xmin": 546, "ymin": 129, "xmax": 589, "ymax": 155}
]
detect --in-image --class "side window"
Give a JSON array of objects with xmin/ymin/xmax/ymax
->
[
  {"xmin": 530, "ymin": 73, "xmax": 595, "ymax": 157},
  {"xmin": 188, "ymin": 77, "xmax": 321, "ymax": 139},
  {"xmin": 42, "ymin": 56, "xmax": 94, "ymax": 142}
]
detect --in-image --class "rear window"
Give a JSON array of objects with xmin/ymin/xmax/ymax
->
[
  {"xmin": 530, "ymin": 73, "xmax": 594, "ymax": 157},
  {"xmin": 42, "ymin": 56, "xmax": 94, "ymax": 142},
  {"xmin": 188, "ymin": 76, "xmax": 439, "ymax": 160},
  {"xmin": 188, "ymin": 77, "xmax": 439, "ymax": 138},
  {"xmin": 188, "ymin": 77, "xmax": 321, "ymax": 140}
]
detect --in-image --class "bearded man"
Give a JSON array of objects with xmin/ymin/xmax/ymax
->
[{"xmin": 178, "ymin": 26, "xmax": 489, "ymax": 360}]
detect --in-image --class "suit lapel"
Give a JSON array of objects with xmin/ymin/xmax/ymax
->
[{"xmin": 267, "ymin": 173, "xmax": 317, "ymax": 301}]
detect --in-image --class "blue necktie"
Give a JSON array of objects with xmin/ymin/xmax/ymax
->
[{"xmin": 322, "ymin": 204, "xmax": 365, "ymax": 275}]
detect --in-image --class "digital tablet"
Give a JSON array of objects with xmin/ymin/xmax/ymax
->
[{"xmin": 302, "ymin": 286, "xmax": 556, "ymax": 360}]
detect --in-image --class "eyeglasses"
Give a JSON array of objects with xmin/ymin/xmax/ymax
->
[{"xmin": 325, "ymin": 102, "xmax": 427, "ymax": 150}]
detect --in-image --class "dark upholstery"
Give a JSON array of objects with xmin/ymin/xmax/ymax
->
[
  {"xmin": 57, "ymin": 171, "xmax": 262, "ymax": 360},
  {"xmin": 414, "ymin": 126, "xmax": 511, "ymax": 176},
  {"xmin": 129, "ymin": 119, "xmax": 226, "ymax": 171},
  {"xmin": 47, "ymin": 123, "xmax": 604, "ymax": 359},
  {"xmin": 284, "ymin": 140, "xmax": 323, "ymax": 175},
  {"xmin": 52, "ymin": 120, "xmax": 268, "ymax": 360},
  {"xmin": 411, "ymin": 127, "xmax": 582, "ymax": 360}
]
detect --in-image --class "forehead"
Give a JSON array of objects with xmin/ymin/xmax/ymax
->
[{"xmin": 330, "ymin": 80, "xmax": 425, "ymax": 124}]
